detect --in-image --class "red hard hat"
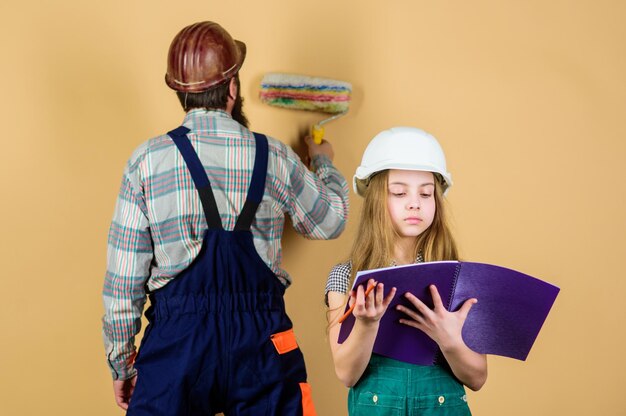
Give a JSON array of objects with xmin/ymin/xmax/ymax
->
[{"xmin": 165, "ymin": 21, "xmax": 246, "ymax": 92}]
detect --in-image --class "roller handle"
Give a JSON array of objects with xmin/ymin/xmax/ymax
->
[{"xmin": 311, "ymin": 124, "xmax": 325, "ymax": 144}]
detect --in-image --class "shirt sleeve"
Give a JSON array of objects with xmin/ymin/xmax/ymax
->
[
  {"xmin": 102, "ymin": 160, "xmax": 152, "ymax": 380},
  {"xmin": 324, "ymin": 261, "xmax": 352, "ymax": 306},
  {"xmin": 283, "ymin": 147, "xmax": 350, "ymax": 240}
]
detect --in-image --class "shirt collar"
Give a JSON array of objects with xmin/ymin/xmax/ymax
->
[{"xmin": 182, "ymin": 108, "xmax": 233, "ymax": 129}]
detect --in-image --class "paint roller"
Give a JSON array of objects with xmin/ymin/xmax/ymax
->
[{"xmin": 259, "ymin": 73, "xmax": 352, "ymax": 144}]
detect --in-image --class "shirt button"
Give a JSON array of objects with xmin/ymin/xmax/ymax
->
[
  {"xmin": 438, "ymin": 395, "xmax": 445, "ymax": 405},
  {"xmin": 462, "ymin": 394, "xmax": 467, "ymax": 402},
  {"xmin": 373, "ymin": 394, "xmax": 378, "ymax": 404}
]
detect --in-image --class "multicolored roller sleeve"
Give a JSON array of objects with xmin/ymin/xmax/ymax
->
[{"xmin": 259, "ymin": 73, "xmax": 352, "ymax": 114}]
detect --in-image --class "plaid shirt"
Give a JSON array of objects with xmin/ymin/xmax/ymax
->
[{"xmin": 103, "ymin": 109, "xmax": 349, "ymax": 380}]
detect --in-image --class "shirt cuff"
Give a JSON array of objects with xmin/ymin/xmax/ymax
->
[
  {"xmin": 108, "ymin": 351, "xmax": 138, "ymax": 381},
  {"xmin": 310, "ymin": 154, "xmax": 333, "ymax": 170}
]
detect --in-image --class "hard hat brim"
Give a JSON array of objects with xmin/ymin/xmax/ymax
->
[{"xmin": 353, "ymin": 167, "xmax": 452, "ymax": 197}]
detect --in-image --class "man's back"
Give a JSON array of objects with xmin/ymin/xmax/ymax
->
[{"xmin": 103, "ymin": 108, "xmax": 349, "ymax": 381}]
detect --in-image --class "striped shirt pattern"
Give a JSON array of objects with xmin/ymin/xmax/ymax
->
[{"xmin": 103, "ymin": 109, "xmax": 349, "ymax": 380}]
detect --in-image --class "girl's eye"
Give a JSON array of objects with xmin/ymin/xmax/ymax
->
[
  {"xmin": 391, "ymin": 192, "xmax": 406, "ymax": 197},
  {"xmin": 420, "ymin": 193, "xmax": 432, "ymax": 198}
]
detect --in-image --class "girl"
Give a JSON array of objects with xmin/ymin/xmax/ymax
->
[{"xmin": 326, "ymin": 127, "xmax": 487, "ymax": 415}]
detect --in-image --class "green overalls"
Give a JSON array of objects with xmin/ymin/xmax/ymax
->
[{"xmin": 348, "ymin": 354, "xmax": 471, "ymax": 416}]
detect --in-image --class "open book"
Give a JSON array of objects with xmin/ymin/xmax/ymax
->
[{"xmin": 337, "ymin": 261, "xmax": 560, "ymax": 365}]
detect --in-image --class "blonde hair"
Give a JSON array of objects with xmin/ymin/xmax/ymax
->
[{"xmin": 349, "ymin": 170, "xmax": 458, "ymax": 284}]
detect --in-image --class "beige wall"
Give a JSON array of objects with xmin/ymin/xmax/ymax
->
[{"xmin": 2, "ymin": 0, "xmax": 625, "ymax": 414}]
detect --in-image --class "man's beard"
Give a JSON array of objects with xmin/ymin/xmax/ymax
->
[{"xmin": 231, "ymin": 90, "xmax": 249, "ymax": 128}]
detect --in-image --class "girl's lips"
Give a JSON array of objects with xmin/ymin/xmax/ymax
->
[{"xmin": 404, "ymin": 217, "xmax": 422, "ymax": 225}]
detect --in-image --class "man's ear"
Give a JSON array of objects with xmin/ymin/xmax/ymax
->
[{"xmin": 228, "ymin": 77, "xmax": 237, "ymax": 100}]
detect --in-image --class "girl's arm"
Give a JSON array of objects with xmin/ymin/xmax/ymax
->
[
  {"xmin": 327, "ymin": 280, "xmax": 397, "ymax": 387},
  {"xmin": 397, "ymin": 285, "xmax": 488, "ymax": 391}
]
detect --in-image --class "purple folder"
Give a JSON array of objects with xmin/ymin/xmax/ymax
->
[{"xmin": 337, "ymin": 261, "xmax": 560, "ymax": 365}]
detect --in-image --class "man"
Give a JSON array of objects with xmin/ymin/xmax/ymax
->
[{"xmin": 102, "ymin": 21, "xmax": 349, "ymax": 415}]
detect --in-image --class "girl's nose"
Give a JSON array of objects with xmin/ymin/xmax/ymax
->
[{"xmin": 407, "ymin": 199, "xmax": 421, "ymax": 210}]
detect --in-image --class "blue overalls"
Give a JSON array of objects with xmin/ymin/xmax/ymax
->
[{"xmin": 127, "ymin": 127, "xmax": 316, "ymax": 416}]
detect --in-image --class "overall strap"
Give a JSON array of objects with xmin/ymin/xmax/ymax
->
[
  {"xmin": 234, "ymin": 132, "xmax": 269, "ymax": 231},
  {"xmin": 168, "ymin": 126, "xmax": 223, "ymax": 230}
]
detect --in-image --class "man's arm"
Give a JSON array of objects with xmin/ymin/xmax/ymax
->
[
  {"xmin": 102, "ymin": 166, "xmax": 152, "ymax": 382},
  {"xmin": 283, "ymin": 136, "xmax": 350, "ymax": 239}
]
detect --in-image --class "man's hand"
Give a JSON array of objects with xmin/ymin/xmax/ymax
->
[
  {"xmin": 304, "ymin": 135, "xmax": 335, "ymax": 162},
  {"xmin": 113, "ymin": 376, "xmax": 137, "ymax": 410}
]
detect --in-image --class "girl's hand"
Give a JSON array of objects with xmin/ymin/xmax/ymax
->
[
  {"xmin": 348, "ymin": 279, "xmax": 397, "ymax": 326},
  {"xmin": 396, "ymin": 284, "xmax": 477, "ymax": 351}
]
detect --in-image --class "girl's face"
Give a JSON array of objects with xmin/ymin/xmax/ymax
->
[{"xmin": 387, "ymin": 169, "xmax": 437, "ymax": 240}]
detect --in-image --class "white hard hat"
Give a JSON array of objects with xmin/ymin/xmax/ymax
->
[{"xmin": 354, "ymin": 127, "xmax": 453, "ymax": 196}]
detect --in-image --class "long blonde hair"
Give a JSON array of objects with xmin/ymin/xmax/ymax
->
[{"xmin": 349, "ymin": 170, "xmax": 458, "ymax": 285}]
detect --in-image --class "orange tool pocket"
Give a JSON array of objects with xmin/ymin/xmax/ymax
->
[
  {"xmin": 270, "ymin": 328, "xmax": 299, "ymax": 354},
  {"xmin": 270, "ymin": 329, "xmax": 317, "ymax": 415}
]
